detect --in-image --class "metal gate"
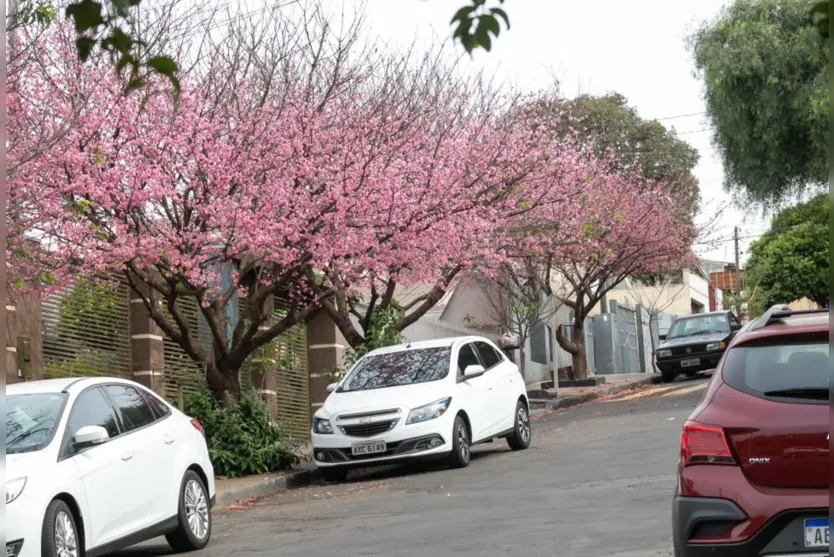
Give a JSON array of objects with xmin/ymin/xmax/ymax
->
[
  {"xmin": 41, "ymin": 279, "xmax": 131, "ymax": 379},
  {"xmin": 612, "ymin": 301, "xmax": 640, "ymax": 373}
]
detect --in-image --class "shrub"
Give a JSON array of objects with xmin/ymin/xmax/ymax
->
[{"xmin": 184, "ymin": 383, "xmax": 299, "ymax": 478}]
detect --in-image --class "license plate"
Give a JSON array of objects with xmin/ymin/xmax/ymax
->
[
  {"xmin": 351, "ymin": 440, "xmax": 386, "ymax": 456},
  {"xmin": 681, "ymin": 358, "xmax": 700, "ymax": 368},
  {"xmin": 804, "ymin": 518, "xmax": 829, "ymax": 548}
]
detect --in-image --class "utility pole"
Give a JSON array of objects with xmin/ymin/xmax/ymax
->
[{"xmin": 733, "ymin": 226, "xmax": 741, "ymax": 294}]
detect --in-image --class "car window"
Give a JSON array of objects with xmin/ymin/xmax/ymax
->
[
  {"xmin": 67, "ymin": 388, "xmax": 121, "ymax": 440},
  {"xmin": 474, "ymin": 341, "xmax": 502, "ymax": 369},
  {"xmin": 728, "ymin": 313, "xmax": 741, "ymax": 328},
  {"xmin": 6, "ymin": 393, "xmax": 67, "ymax": 454},
  {"xmin": 339, "ymin": 347, "xmax": 452, "ymax": 392},
  {"xmin": 722, "ymin": 341, "xmax": 829, "ymax": 403},
  {"xmin": 457, "ymin": 343, "xmax": 481, "ymax": 373},
  {"xmin": 142, "ymin": 390, "xmax": 172, "ymax": 420},
  {"xmin": 104, "ymin": 385, "xmax": 157, "ymax": 431}
]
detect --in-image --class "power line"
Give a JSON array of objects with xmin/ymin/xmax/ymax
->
[{"xmin": 654, "ymin": 111, "xmax": 707, "ymax": 121}]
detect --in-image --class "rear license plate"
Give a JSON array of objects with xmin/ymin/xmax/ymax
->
[
  {"xmin": 681, "ymin": 358, "xmax": 700, "ymax": 368},
  {"xmin": 804, "ymin": 518, "xmax": 829, "ymax": 548},
  {"xmin": 351, "ymin": 440, "xmax": 386, "ymax": 456}
]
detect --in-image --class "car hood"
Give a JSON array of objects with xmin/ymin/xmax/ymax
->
[
  {"xmin": 7, "ymin": 450, "xmax": 50, "ymax": 481},
  {"xmin": 659, "ymin": 331, "xmax": 728, "ymax": 349},
  {"xmin": 320, "ymin": 381, "xmax": 450, "ymax": 418}
]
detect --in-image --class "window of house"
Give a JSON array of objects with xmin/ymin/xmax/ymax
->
[{"xmin": 530, "ymin": 326, "xmax": 548, "ymax": 365}]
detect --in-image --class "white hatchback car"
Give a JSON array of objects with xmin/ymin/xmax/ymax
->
[
  {"xmin": 311, "ymin": 336, "xmax": 531, "ymax": 481},
  {"xmin": 6, "ymin": 377, "xmax": 216, "ymax": 557}
]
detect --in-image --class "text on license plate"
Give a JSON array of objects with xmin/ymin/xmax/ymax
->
[
  {"xmin": 805, "ymin": 518, "xmax": 829, "ymax": 548},
  {"xmin": 681, "ymin": 358, "xmax": 700, "ymax": 368},
  {"xmin": 351, "ymin": 441, "xmax": 386, "ymax": 456}
]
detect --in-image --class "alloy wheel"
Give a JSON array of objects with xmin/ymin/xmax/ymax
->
[
  {"xmin": 518, "ymin": 406, "xmax": 531, "ymax": 444},
  {"xmin": 55, "ymin": 510, "xmax": 78, "ymax": 557},
  {"xmin": 458, "ymin": 423, "xmax": 470, "ymax": 461},
  {"xmin": 184, "ymin": 479, "xmax": 210, "ymax": 540}
]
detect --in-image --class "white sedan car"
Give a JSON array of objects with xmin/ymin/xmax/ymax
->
[
  {"xmin": 6, "ymin": 377, "xmax": 216, "ymax": 557},
  {"xmin": 311, "ymin": 336, "xmax": 531, "ymax": 481}
]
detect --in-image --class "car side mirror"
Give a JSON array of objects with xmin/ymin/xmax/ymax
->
[
  {"xmin": 73, "ymin": 425, "xmax": 109, "ymax": 450},
  {"xmin": 658, "ymin": 334, "xmax": 666, "ymax": 341},
  {"xmin": 731, "ymin": 323, "xmax": 741, "ymax": 331},
  {"xmin": 463, "ymin": 365, "xmax": 486, "ymax": 379},
  {"xmin": 326, "ymin": 383, "xmax": 338, "ymax": 394}
]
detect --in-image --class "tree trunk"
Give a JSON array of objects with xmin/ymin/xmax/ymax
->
[
  {"xmin": 518, "ymin": 344, "xmax": 526, "ymax": 379},
  {"xmin": 555, "ymin": 317, "xmax": 589, "ymax": 380},
  {"xmin": 206, "ymin": 360, "xmax": 241, "ymax": 403}
]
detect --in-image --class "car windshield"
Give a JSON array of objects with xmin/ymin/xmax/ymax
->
[
  {"xmin": 667, "ymin": 314, "xmax": 729, "ymax": 339},
  {"xmin": 6, "ymin": 393, "xmax": 67, "ymax": 454},
  {"xmin": 339, "ymin": 347, "xmax": 452, "ymax": 392}
]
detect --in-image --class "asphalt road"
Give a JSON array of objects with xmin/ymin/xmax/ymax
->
[{"xmin": 116, "ymin": 375, "xmax": 712, "ymax": 557}]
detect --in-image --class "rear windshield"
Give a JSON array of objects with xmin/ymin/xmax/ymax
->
[
  {"xmin": 339, "ymin": 347, "xmax": 452, "ymax": 392},
  {"xmin": 722, "ymin": 341, "xmax": 829, "ymax": 403}
]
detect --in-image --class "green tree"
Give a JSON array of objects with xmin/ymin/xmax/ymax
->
[
  {"xmin": 744, "ymin": 194, "xmax": 829, "ymax": 308},
  {"xmin": 548, "ymin": 93, "xmax": 700, "ymax": 202},
  {"xmin": 690, "ymin": 0, "xmax": 828, "ymax": 206}
]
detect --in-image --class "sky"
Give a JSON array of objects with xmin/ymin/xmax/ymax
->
[{"xmin": 307, "ymin": 0, "xmax": 772, "ymax": 265}]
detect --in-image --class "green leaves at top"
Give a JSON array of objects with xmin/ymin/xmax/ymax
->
[
  {"xmin": 811, "ymin": 0, "xmax": 829, "ymax": 38},
  {"xmin": 451, "ymin": 0, "xmax": 510, "ymax": 54}
]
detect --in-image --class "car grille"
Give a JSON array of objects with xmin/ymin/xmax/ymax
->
[
  {"xmin": 670, "ymin": 345, "xmax": 706, "ymax": 356},
  {"xmin": 339, "ymin": 419, "xmax": 398, "ymax": 438}
]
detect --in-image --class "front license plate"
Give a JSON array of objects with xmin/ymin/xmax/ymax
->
[
  {"xmin": 804, "ymin": 518, "xmax": 829, "ymax": 548},
  {"xmin": 680, "ymin": 358, "xmax": 700, "ymax": 368},
  {"xmin": 351, "ymin": 440, "xmax": 386, "ymax": 456}
]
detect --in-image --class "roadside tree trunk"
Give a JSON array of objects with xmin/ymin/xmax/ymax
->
[{"xmin": 556, "ymin": 316, "xmax": 589, "ymax": 380}]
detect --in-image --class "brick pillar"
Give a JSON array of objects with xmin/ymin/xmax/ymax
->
[
  {"xmin": 306, "ymin": 310, "xmax": 345, "ymax": 416},
  {"xmin": 6, "ymin": 302, "xmax": 18, "ymax": 384},
  {"xmin": 129, "ymin": 286, "xmax": 166, "ymax": 395}
]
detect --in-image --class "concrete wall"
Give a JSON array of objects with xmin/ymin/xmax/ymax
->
[{"xmin": 439, "ymin": 282, "xmax": 497, "ymax": 329}]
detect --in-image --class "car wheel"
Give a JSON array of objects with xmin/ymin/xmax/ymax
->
[
  {"xmin": 660, "ymin": 371, "xmax": 676, "ymax": 383},
  {"xmin": 165, "ymin": 470, "xmax": 212, "ymax": 552},
  {"xmin": 320, "ymin": 467, "xmax": 349, "ymax": 483},
  {"xmin": 448, "ymin": 415, "xmax": 471, "ymax": 469},
  {"xmin": 506, "ymin": 400, "xmax": 532, "ymax": 451},
  {"xmin": 42, "ymin": 499, "xmax": 80, "ymax": 557}
]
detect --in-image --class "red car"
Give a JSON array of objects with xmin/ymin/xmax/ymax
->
[{"xmin": 673, "ymin": 305, "xmax": 829, "ymax": 557}]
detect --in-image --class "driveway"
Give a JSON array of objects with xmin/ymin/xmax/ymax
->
[{"xmin": 115, "ymin": 375, "xmax": 711, "ymax": 557}]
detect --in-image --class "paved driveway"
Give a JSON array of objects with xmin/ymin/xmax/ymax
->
[{"xmin": 115, "ymin": 376, "xmax": 710, "ymax": 557}]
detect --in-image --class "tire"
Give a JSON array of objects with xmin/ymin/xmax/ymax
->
[
  {"xmin": 660, "ymin": 371, "xmax": 676, "ymax": 383},
  {"xmin": 320, "ymin": 467, "xmax": 349, "ymax": 483},
  {"xmin": 448, "ymin": 415, "xmax": 471, "ymax": 469},
  {"xmin": 684, "ymin": 370, "xmax": 699, "ymax": 377},
  {"xmin": 166, "ymin": 470, "xmax": 212, "ymax": 553},
  {"xmin": 506, "ymin": 400, "xmax": 532, "ymax": 451},
  {"xmin": 42, "ymin": 499, "xmax": 81, "ymax": 557}
]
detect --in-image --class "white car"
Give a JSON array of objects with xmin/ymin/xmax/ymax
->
[
  {"xmin": 311, "ymin": 336, "xmax": 531, "ymax": 481},
  {"xmin": 6, "ymin": 377, "xmax": 216, "ymax": 557}
]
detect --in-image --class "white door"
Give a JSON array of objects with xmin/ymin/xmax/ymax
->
[
  {"xmin": 64, "ymin": 387, "xmax": 142, "ymax": 548},
  {"xmin": 455, "ymin": 342, "xmax": 494, "ymax": 441},
  {"xmin": 474, "ymin": 341, "xmax": 518, "ymax": 435},
  {"xmin": 102, "ymin": 384, "xmax": 174, "ymax": 526}
]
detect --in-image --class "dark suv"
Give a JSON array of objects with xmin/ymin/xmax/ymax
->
[
  {"xmin": 672, "ymin": 305, "xmax": 828, "ymax": 557},
  {"xmin": 655, "ymin": 310, "xmax": 742, "ymax": 382}
]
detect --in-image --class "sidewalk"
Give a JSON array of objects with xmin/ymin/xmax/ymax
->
[
  {"xmin": 527, "ymin": 372, "xmax": 659, "ymax": 417},
  {"xmin": 215, "ymin": 458, "xmax": 319, "ymax": 509}
]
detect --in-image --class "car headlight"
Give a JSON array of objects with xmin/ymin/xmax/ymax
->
[
  {"xmin": 6, "ymin": 477, "xmax": 27, "ymax": 505},
  {"xmin": 407, "ymin": 398, "xmax": 452, "ymax": 425},
  {"xmin": 656, "ymin": 349, "xmax": 672, "ymax": 358},
  {"xmin": 313, "ymin": 416, "xmax": 334, "ymax": 434},
  {"xmin": 706, "ymin": 342, "xmax": 726, "ymax": 352}
]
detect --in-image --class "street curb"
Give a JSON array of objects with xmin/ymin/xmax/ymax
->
[
  {"xmin": 531, "ymin": 376, "xmax": 659, "ymax": 419},
  {"xmin": 215, "ymin": 468, "xmax": 321, "ymax": 509}
]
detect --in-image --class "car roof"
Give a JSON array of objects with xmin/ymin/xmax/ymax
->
[
  {"xmin": 736, "ymin": 308, "xmax": 828, "ymax": 344},
  {"xmin": 7, "ymin": 376, "xmax": 139, "ymax": 396},
  {"xmin": 366, "ymin": 336, "xmax": 493, "ymax": 356}
]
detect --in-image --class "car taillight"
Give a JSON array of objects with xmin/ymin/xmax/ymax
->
[
  {"xmin": 190, "ymin": 418, "xmax": 204, "ymax": 436},
  {"xmin": 681, "ymin": 421, "xmax": 736, "ymax": 466}
]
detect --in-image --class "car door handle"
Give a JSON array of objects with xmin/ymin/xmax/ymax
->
[
  {"xmin": 164, "ymin": 435, "xmax": 176, "ymax": 445},
  {"xmin": 121, "ymin": 451, "xmax": 134, "ymax": 461}
]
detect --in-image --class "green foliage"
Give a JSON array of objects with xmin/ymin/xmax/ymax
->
[
  {"xmin": 690, "ymin": 0, "xmax": 828, "ymax": 206},
  {"xmin": 545, "ymin": 94, "xmax": 699, "ymax": 210},
  {"xmin": 345, "ymin": 305, "xmax": 405, "ymax": 369},
  {"xmin": 451, "ymin": 0, "xmax": 509, "ymax": 53},
  {"xmin": 184, "ymin": 383, "xmax": 299, "ymax": 478},
  {"xmin": 811, "ymin": 0, "xmax": 829, "ymax": 37},
  {"xmin": 744, "ymin": 194, "xmax": 829, "ymax": 308}
]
